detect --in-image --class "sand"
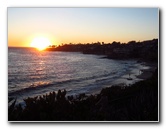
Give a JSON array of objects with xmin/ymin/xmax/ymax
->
[
  {"xmin": 136, "ymin": 67, "xmax": 156, "ymax": 79},
  {"xmin": 110, "ymin": 61, "xmax": 157, "ymax": 86},
  {"xmin": 91, "ymin": 61, "xmax": 158, "ymax": 95}
]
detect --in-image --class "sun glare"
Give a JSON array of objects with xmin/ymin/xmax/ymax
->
[{"xmin": 30, "ymin": 37, "xmax": 51, "ymax": 51}]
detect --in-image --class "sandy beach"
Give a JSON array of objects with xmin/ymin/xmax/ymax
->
[
  {"xmin": 136, "ymin": 62, "xmax": 158, "ymax": 79},
  {"xmin": 91, "ymin": 61, "xmax": 158, "ymax": 95},
  {"xmin": 110, "ymin": 61, "xmax": 158, "ymax": 86},
  {"xmin": 137, "ymin": 67, "xmax": 156, "ymax": 79}
]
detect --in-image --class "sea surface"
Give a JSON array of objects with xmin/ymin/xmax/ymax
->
[{"xmin": 8, "ymin": 47, "xmax": 146, "ymax": 102}]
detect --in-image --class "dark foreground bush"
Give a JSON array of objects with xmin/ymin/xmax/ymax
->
[{"xmin": 8, "ymin": 69, "xmax": 158, "ymax": 121}]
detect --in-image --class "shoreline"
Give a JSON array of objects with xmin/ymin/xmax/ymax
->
[
  {"xmin": 85, "ymin": 60, "xmax": 158, "ymax": 96},
  {"xmin": 107, "ymin": 60, "xmax": 157, "ymax": 87},
  {"xmin": 136, "ymin": 61, "xmax": 158, "ymax": 79}
]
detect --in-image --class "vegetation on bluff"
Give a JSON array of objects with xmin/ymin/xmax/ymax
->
[
  {"xmin": 8, "ymin": 69, "xmax": 158, "ymax": 121},
  {"xmin": 46, "ymin": 39, "xmax": 158, "ymax": 61}
]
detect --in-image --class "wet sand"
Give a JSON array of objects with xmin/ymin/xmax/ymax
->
[
  {"xmin": 136, "ymin": 67, "xmax": 157, "ymax": 79},
  {"xmin": 90, "ymin": 61, "xmax": 158, "ymax": 95},
  {"xmin": 110, "ymin": 61, "xmax": 157, "ymax": 86}
]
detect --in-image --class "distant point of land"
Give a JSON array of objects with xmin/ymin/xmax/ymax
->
[{"xmin": 46, "ymin": 39, "xmax": 158, "ymax": 62}]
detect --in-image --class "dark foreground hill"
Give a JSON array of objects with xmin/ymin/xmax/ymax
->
[{"xmin": 8, "ymin": 69, "xmax": 158, "ymax": 121}]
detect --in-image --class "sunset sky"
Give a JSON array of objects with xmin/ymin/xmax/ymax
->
[{"xmin": 8, "ymin": 8, "xmax": 158, "ymax": 47}]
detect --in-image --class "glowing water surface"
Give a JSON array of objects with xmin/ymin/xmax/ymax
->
[{"xmin": 8, "ymin": 47, "xmax": 147, "ymax": 102}]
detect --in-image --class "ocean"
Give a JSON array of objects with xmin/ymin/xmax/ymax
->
[{"xmin": 8, "ymin": 47, "xmax": 146, "ymax": 102}]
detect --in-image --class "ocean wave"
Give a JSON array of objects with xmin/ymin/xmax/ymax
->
[{"xmin": 8, "ymin": 70, "xmax": 120, "ymax": 97}]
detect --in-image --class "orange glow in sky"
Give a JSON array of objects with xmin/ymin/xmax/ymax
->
[{"xmin": 8, "ymin": 8, "xmax": 158, "ymax": 47}]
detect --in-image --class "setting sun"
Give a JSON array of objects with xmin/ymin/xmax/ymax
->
[{"xmin": 30, "ymin": 37, "xmax": 51, "ymax": 50}]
